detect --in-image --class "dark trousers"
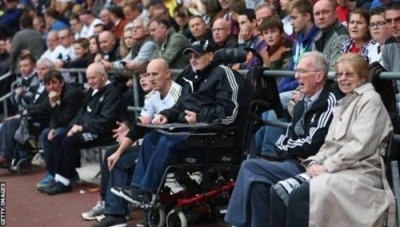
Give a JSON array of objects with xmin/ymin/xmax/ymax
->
[
  {"xmin": 100, "ymin": 145, "xmax": 119, "ymax": 200},
  {"xmin": 270, "ymin": 182, "xmax": 310, "ymax": 227},
  {"xmin": 104, "ymin": 145, "xmax": 139, "ymax": 215},
  {"xmin": 55, "ymin": 133, "xmax": 112, "ymax": 180},
  {"xmin": 0, "ymin": 117, "xmax": 20, "ymax": 159}
]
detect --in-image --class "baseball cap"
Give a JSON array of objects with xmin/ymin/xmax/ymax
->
[{"xmin": 183, "ymin": 39, "xmax": 212, "ymax": 55}]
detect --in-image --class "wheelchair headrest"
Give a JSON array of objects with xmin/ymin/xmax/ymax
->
[{"xmin": 214, "ymin": 47, "xmax": 247, "ymax": 64}]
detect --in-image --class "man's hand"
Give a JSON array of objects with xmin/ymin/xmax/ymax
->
[
  {"xmin": 112, "ymin": 121, "xmax": 129, "ymax": 143},
  {"xmin": 306, "ymin": 164, "xmax": 327, "ymax": 178},
  {"xmin": 47, "ymin": 128, "xmax": 56, "ymax": 141},
  {"xmin": 67, "ymin": 124, "xmax": 83, "ymax": 137},
  {"xmin": 101, "ymin": 60, "xmax": 112, "ymax": 71},
  {"xmin": 138, "ymin": 116, "xmax": 152, "ymax": 125},
  {"xmin": 125, "ymin": 62, "xmax": 139, "ymax": 70},
  {"xmin": 184, "ymin": 110, "xmax": 197, "ymax": 124},
  {"xmin": 152, "ymin": 114, "xmax": 168, "ymax": 125},
  {"xmin": 48, "ymin": 91, "xmax": 60, "ymax": 108},
  {"xmin": 14, "ymin": 87, "xmax": 23, "ymax": 95},
  {"xmin": 107, "ymin": 151, "xmax": 120, "ymax": 171},
  {"xmin": 291, "ymin": 90, "xmax": 301, "ymax": 103}
]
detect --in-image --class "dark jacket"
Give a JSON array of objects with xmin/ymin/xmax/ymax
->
[
  {"xmin": 368, "ymin": 62, "xmax": 397, "ymax": 125},
  {"xmin": 275, "ymin": 82, "xmax": 339, "ymax": 159},
  {"xmin": 69, "ymin": 83, "xmax": 123, "ymax": 137},
  {"xmin": 11, "ymin": 73, "xmax": 40, "ymax": 111},
  {"xmin": 26, "ymin": 85, "xmax": 51, "ymax": 125},
  {"xmin": 160, "ymin": 61, "xmax": 243, "ymax": 124},
  {"xmin": 49, "ymin": 84, "xmax": 84, "ymax": 129}
]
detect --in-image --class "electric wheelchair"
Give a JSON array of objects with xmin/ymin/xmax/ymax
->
[{"xmin": 131, "ymin": 48, "xmax": 283, "ymax": 227}]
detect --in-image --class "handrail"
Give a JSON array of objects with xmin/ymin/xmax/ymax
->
[{"xmin": 2, "ymin": 68, "xmax": 400, "ymax": 118}]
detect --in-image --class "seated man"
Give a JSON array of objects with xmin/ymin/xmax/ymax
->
[
  {"xmin": 90, "ymin": 58, "xmax": 182, "ymax": 227},
  {"xmin": 36, "ymin": 70, "xmax": 84, "ymax": 190},
  {"xmin": 81, "ymin": 62, "xmax": 153, "ymax": 221},
  {"xmin": 0, "ymin": 58, "xmax": 55, "ymax": 166},
  {"xmin": 123, "ymin": 39, "xmax": 243, "ymax": 213},
  {"xmin": 10, "ymin": 54, "xmax": 39, "ymax": 113},
  {"xmin": 40, "ymin": 63, "xmax": 123, "ymax": 195},
  {"xmin": 224, "ymin": 51, "xmax": 340, "ymax": 227}
]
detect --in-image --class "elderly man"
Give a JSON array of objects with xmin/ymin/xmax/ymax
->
[
  {"xmin": 149, "ymin": 17, "xmax": 189, "ymax": 68},
  {"xmin": 102, "ymin": 18, "xmax": 156, "ymax": 72},
  {"xmin": 121, "ymin": 40, "xmax": 243, "ymax": 217},
  {"xmin": 187, "ymin": 15, "xmax": 212, "ymax": 43},
  {"xmin": 224, "ymin": 51, "xmax": 339, "ymax": 227},
  {"xmin": 91, "ymin": 58, "xmax": 182, "ymax": 227},
  {"xmin": 211, "ymin": 18, "xmax": 238, "ymax": 50},
  {"xmin": 97, "ymin": 31, "xmax": 120, "ymax": 63},
  {"xmin": 40, "ymin": 63, "xmax": 123, "ymax": 195},
  {"xmin": 312, "ymin": 0, "xmax": 349, "ymax": 70}
]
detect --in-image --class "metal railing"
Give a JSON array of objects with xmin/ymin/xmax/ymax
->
[{"xmin": 2, "ymin": 68, "xmax": 400, "ymax": 118}]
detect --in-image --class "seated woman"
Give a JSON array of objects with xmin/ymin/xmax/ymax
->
[
  {"xmin": 341, "ymin": 8, "xmax": 371, "ymax": 58},
  {"xmin": 269, "ymin": 53, "xmax": 396, "ymax": 227}
]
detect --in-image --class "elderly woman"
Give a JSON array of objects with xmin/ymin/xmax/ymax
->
[
  {"xmin": 341, "ymin": 8, "xmax": 371, "ymax": 58},
  {"xmin": 269, "ymin": 53, "xmax": 396, "ymax": 227}
]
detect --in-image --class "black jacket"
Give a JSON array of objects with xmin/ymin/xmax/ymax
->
[
  {"xmin": 49, "ymin": 84, "xmax": 84, "ymax": 129},
  {"xmin": 69, "ymin": 83, "xmax": 123, "ymax": 137},
  {"xmin": 275, "ymin": 82, "xmax": 339, "ymax": 159},
  {"xmin": 160, "ymin": 61, "xmax": 243, "ymax": 124}
]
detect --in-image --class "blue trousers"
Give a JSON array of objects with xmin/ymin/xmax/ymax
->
[
  {"xmin": 104, "ymin": 145, "xmax": 139, "ymax": 216},
  {"xmin": 40, "ymin": 127, "xmax": 68, "ymax": 175},
  {"xmin": 224, "ymin": 159, "xmax": 303, "ymax": 227},
  {"xmin": 132, "ymin": 131, "xmax": 186, "ymax": 193}
]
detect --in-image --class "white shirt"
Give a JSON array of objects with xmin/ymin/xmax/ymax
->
[
  {"xmin": 140, "ymin": 81, "xmax": 182, "ymax": 119},
  {"xmin": 81, "ymin": 18, "xmax": 103, "ymax": 39},
  {"xmin": 40, "ymin": 45, "xmax": 64, "ymax": 61}
]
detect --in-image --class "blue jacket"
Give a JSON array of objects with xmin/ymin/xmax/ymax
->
[
  {"xmin": 0, "ymin": 8, "xmax": 23, "ymax": 34},
  {"xmin": 278, "ymin": 25, "xmax": 319, "ymax": 92}
]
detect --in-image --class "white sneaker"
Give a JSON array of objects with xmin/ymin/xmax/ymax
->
[{"xmin": 81, "ymin": 200, "xmax": 105, "ymax": 220}]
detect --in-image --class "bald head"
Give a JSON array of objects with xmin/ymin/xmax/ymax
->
[
  {"xmin": 147, "ymin": 58, "xmax": 172, "ymax": 96},
  {"xmin": 86, "ymin": 63, "xmax": 108, "ymax": 89},
  {"xmin": 98, "ymin": 31, "xmax": 116, "ymax": 53},
  {"xmin": 313, "ymin": 0, "xmax": 337, "ymax": 30},
  {"xmin": 212, "ymin": 18, "xmax": 231, "ymax": 45}
]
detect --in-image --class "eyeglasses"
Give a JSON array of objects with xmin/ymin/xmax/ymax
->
[
  {"xmin": 212, "ymin": 27, "xmax": 226, "ymax": 32},
  {"xmin": 335, "ymin": 72, "xmax": 356, "ymax": 79},
  {"xmin": 294, "ymin": 68, "xmax": 321, "ymax": 77},
  {"xmin": 369, "ymin": 21, "xmax": 386, "ymax": 29}
]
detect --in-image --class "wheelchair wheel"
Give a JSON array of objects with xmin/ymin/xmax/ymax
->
[
  {"xmin": 148, "ymin": 204, "xmax": 166, "ymax": 227},
  {"xmin": 16, "ymin": 158, "xmax": 32, "ymax": 174},
  {"xmin": 166, "ymin": 209, "xmax": 187, "ymax": 227}
]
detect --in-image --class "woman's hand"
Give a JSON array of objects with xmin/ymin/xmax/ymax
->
[{"xmin": 307, "ymin": 164, "xmax": 327, "ymax": 178}]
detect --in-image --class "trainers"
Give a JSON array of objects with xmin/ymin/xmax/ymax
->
[
  {"xmin": 36, "ymin": 173, "xmax": 54, "ymax": 191},
  {"xmin": 91, "ymin": 215, "xmax": 127, "ymax": 227},
  {"xmin": 136, "ymin": 218, "xmax": 149, "ymax": 227},
  {"xmin": 81, "ymin": 200, "xmax": 105, "ymax": 220},
  {"xmin": 110, "ymin": 186, "xmax": 129, "ymax": 198}
]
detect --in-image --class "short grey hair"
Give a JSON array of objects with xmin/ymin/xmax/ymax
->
[
  {"xmin": 300, "ymin": 51, "xmax": 329, "ymax": 77},
  {"xmin": 36, "ymin": 58, "xmax": 55, "ymax": 70}
]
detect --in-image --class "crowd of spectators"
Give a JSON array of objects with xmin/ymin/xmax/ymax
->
[{"xmin": 1, "ymin": 0, "xmax": 400, "ymax": 226}]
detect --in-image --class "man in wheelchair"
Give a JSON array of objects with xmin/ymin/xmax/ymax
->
[{"xmin": 116, "ymin": 39, "xmax": 243, "ymax": 222}]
